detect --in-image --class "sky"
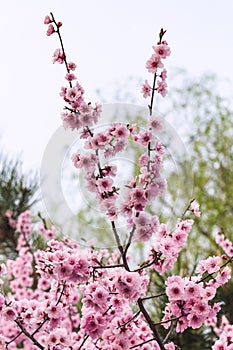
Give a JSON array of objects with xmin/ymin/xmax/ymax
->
[{"xmin": 0, "ymin": 0, "xmax": 233, "ymax": 172}]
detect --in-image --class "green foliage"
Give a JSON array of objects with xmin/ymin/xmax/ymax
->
[
  {"xmin": 165, "ymin": 73, "xmax": 233, "ymax": 252},
  {"xmin": 0, "ymin": 153, "xmax": 38, "ymax": 258},
  {"xmin": 160, "ymin": 73, "xmax": 233, "ymax": 347}
]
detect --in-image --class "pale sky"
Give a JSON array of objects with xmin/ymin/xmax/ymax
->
[{"xmin": 1, "ymin": 0, "xmax": 233, "ymax": 172}]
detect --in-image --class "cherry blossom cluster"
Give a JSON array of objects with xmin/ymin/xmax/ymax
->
[
  {"xmin": 141, "ymin": 29, "xmax": 170, "ymax": 99},
  {"xmin": 216, "ymin": 231, "xmax": 233, "ymax": 258},
  {"xmin": 212, "ymin": 315, "xmax": 233, "ymax": 349},
  {"xmin": 162, "ymin": 262, "xmax": 231, "ymax": 333},
  {"xmin": 0, "ymin": 211, "xmax": 232, "ymax": 349},
  {"xmin": 148, "ymin": 219, "xmax": 193, "ymax": 274},
  {"xmin": 0, "ymin": 217, "xmax": 172, "ymax": 349},
  {"xmin": 44, "ymin": 14, "xmax": 102, "ymax": 132},
  {"xmin": 15, "ymin": 210, "xmax": 32, "ymax": 250}
]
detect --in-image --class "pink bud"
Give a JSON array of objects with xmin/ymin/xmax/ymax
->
[
  {"xmin": 68, "ymin": 62, "xmax": 77, "ymax": 71},
  {"xmin": 57, "ymin": 21, "xmax": 63, "ymax": 27},
  {"xmin": 65, "ymin": 73, "xmax": 77, "ymax": 82},
  {"xmin": 44, "ymin": 15, "xmax": 51, "ymax": 24},
  {"xmin": 46, "ymin": 24, "xmax": 55, "ymax": 36}
]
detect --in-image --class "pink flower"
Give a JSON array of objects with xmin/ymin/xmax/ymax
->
[
  {"xmin": 54, "ymin": 262, "xmax": 72, "ymax": 280},
  {"xmin": 135, "ymin": 130, "xmax": 152, "ymax": 147},
  {"xmin": 212, "ymin": 339, "xmax": 228, "ymax": 350},
  {"xmin": 65, "ymin": 86, "xmax": 82, "ymax": 101},
  {"xmin": 190, "ymin": 200, "xmax": 201, "ymax": 217},
  {"xmin": 96, "ymin": 177, "xmax": 113, "ymax": 192},
  {"xmin": 138, "ymin": 153, "xmax": 150, "ymax": 166},
  {"xmin": 65, "ymin": 73, "xmax": 76, "ymax": 81},
  {"xmin": 160, "ymin": 68, "xmax": 167, "ymax": 80},
  {"xmin": 3, "ymin": 307, "xmax": 17, "ymax": 321},
  {"xmin": 149, "ymin": 116, "xmax": 162, "ymax": 132},
  {"xmin": 68, "ymin": 61, "xmax": 77, "ymax": 71},
  {"xmin": 93, "ymin": 286, "xmax": 109, "ymax": 306},
  {"xmin": 165, "ymin": 276, "xmax": 185, "ymax": 301},
  {"xmin": 146, "ymin": 54, "xmax": 163, "ymax": 74},
  {"xmin": 157, "ymin": 80, "xmax": 167, "ymax": 97},
  {"xmin": 47, "ymin": 303, "xmax": 62, "ymax": 319},
  {"xmin": 114, "ymin": 270, "xmax": 146, "ymax": 301},
  {"xmin": 110, "ymin": 123, "xmax": 128, "ymax": 139},
  {"xmin": 187, "ymin": 312, "xmax": 204, "ymax": 329},
  {"xmin": 176, "ymin": 316, "xmax": 188, "ymax": 333},
  {"xmin": 131, "ymin": 187, "xmax": 147, "ymax": 210},
  {"xmin": 5, "ymin": 209, "xmax": 13, "ymax": 218},
  {"xmin": 185, "ymin": 281, "xmax": 200, "ymax": 299},
  {"xmin": 82, "ymin": 311, "xmax": 106, "ymax": 339},
  {"xmin": 164, "ymin": 342, "xmax": 175, "ymax": 350},
  {"xmin": 141, "ymin": 80, "xmax": 152, "ymax": 98},
  {"xmin": 205, "ymin": 256, "xmax": 221, "ymax": 274},
  {"xmin": 153, "ymin": 43, "xmax": 171, "ymax": 59},
  {"xmin": 46, "ymin": 23, "xmax": 55, "ymax": 36},
  {"xmin": 53, "ymin": 48, "xmax": 65, "ymax": 64},
  {"xmin": 215, "ymin": 266, "xmax": 231, "ymax": 285},
  {"xmin": 69, "ymin": 257, "xmax": 90, "ymax": 282}
]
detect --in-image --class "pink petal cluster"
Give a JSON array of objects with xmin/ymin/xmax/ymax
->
[
  {"xmin": 212, "ymin": 316, "xmax": 233, "ymax": 349},
  {"xmin": 142, "ymin": 39, "xmax": 171, "ymax": 99},
  {"xmin": 216, "ymin": 231, "xmax": 233, "ymax": 257},
  {"xmin": 0, "ymin": 214, "xmax": 160, "ymax": 349},
  {"xmin": 162, "ymin": 255, "xmax": 231, "ymax": 333},
  {"xmin": 150, "ymin": 219, "xmax": 193, "ymax": 274}
]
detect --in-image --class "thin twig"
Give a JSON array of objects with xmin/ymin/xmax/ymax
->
[
  {"xmin": 15, "ymin": 319, "xmax": 44, "ymax": 350},
  {"xmin": 141, "ymin": 292, "xmax": 166, "ymax": 300},
  {"xmin": 78, "ymin": 334, "xmax": 89, "ymax": 350},
  {"xmin": 130, "ymin": 337, "xmax": 156, "ymax": 349},
  {"xmin": 5, "ymin": 331, "xmax": 23, "ymax": 347}
]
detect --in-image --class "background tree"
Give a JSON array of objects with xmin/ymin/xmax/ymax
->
[{"xmin": 0, "ymin": 153, "xmax": 38, "ymax": 258}]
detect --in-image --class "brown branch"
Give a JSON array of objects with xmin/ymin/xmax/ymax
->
[
  {"xmin": 14, "ymin": 319, "xmax": 44, "ymax": 349},
  {"xmin": 137, "ymin": 298, "xmax": 165, "ymax": 350},
  {"xmin": 117, "ymin": 310, "xmax": 140, "ymax": 329},
  {"xmin": 111, "ymin": 221, "xmax": 130, "ymax": 271},
  {"xmin": 50, "ymin": 12, "xmax": 72, "ymax": 87},
  {"xmin": 78, "ymin": 334, "xmax": 89, "ymax": 350},
  {"xmin": 92, "ymin": 263, "xmax": 124, "ymax": 269},
  {"xmin": 141, "ymin": 292, "xmax": 166, "ymax": 301}
]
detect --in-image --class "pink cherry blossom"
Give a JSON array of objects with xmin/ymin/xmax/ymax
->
[
  {"xmin": 152, "ymin": 43, "xmax": 171, "ymax": 59},
  {"xmin": 67, "ymin": 61, "xmax": 77, "ymax": 71},
  {"xmin": 53, "ymin": 48, "xmax": 65, "ymax": 64},
  {"xmin": 157, "ymin": 80, "xmax": 168, "ymax": 97},
  {"xmin": 141, "ymin": 79, "xmax": 152, "ymax": 98},
  {"xmin": 146, "ymin": 54, "xmax": 163, "ymax": 74},
  {"xmin": 65, "ymin": 73, "xmax": 76, "ymax": 81}
]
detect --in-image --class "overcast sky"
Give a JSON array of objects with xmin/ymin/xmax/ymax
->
[{"xmin": 0, "ymin": 0, "xmax": 233, "ymax": 172}]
